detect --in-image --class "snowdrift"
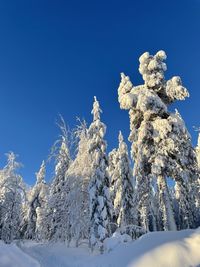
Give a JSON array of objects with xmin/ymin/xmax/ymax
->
[
  {"xmin": 0, "ymin": 241, "xmax": 39, "ymax": 267},
  {"xmin": 1, "ymin": 228, "xmax": 200, "ymax": 267},
  {"xmin": 104, "ymin": 228, "xmax": 200, "ymax": 267}
]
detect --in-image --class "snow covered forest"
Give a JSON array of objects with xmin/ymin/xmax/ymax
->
[{"xmin": 0, "ymin": 50, "xmax": 199, "ymax": 254}]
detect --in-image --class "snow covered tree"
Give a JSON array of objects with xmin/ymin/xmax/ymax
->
[
  {"xmin": 196, "ymin": 133, "xmax": 200, "ymax": 169},
  {"xmin": 48, "ymin": 127, "xmax": 71, "ymax": 242},
  {"xmin": 168, "ymin": 112, "xmax": 198, "ymax": 229},
  {"xmin": 117, "ymin": 131, "xmax": 136, "ymax": 229},
  {"xmin": 149, "ymin": 182, "xmax": 159, "ymax": 231},
  {"xmin": 118, "ymin": 50, "xmax": 198, "ymax": 231},
  {"xmin": 195, "ymin": 133, "xmax": 200, "ymax": 225},
  {"xmin": 35, "ymin": 179, "xmax": 49, "ymax": 241},
  {"xmin": 108, "ymin": 148, "xmax": 119, "ymax": 224},
  {"xmin": 0, "ymin": 152, "xmax": 25, "ymax": 243},
  {"xmin": 22, "ymin": 160, "xmax": 48, "ymax": 240},
  {"xmin": 108, "ymin": 132, "xmax": 136, "ymax": 233},
  {"xmin": 88, "ymin": 96, "xmax": 112, "ymax": 252},
  {"xmin": 118, "ymin": 72, "xmax": 157, "ymax": 231},
  {"xmin": 65, "ymin": 120, "xmax": 92, "ymax": 246}
]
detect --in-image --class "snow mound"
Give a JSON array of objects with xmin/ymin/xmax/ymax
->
[
  {"xmin": 129, "ymin": 228, "xmax": 200, "ymax": 267},
  {"xmin": 104, "ymin": 232, "xmax": 132, "ymax": 252},
  {"xmin": 0, "ymin": 241, "xmax": 39, "ymax": 267},
  {"xmin": 95, "ymin": 228, "xmax": 200, "ymax": 267}
]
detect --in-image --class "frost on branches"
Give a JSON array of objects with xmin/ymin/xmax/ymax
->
[
  {"xmin": 88, "ymin": 97, "xmax": 112, "ymax": 253},
  {"xmin": 118, "ymin": 50, "xmax": 198, "ymax": 231}
]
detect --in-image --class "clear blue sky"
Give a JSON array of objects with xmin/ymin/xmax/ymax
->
[{"xmin": 0, "ymin": 0, "xmax": 199, "ymax": 184}]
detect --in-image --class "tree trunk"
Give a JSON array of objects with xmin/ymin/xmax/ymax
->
[{"xmin": 157, "ymin": 175, "xmax": 176, "ymax": 231}]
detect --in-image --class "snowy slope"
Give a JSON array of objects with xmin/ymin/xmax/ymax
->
[
  {"xmin": 0, "ymin": 241, "xmax": 39, "ymax": 267},
  {"xmin": 1, "ymin": 228, "xmax": 200, "ymax": 267},
  {"xmin": 106, "ymin": 228, "xmax": 200, "ymax": 267}
]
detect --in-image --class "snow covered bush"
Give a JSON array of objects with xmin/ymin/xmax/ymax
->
[{"xmin": 104, "ymin": 231, "xmax": 132, "ymax": 252}]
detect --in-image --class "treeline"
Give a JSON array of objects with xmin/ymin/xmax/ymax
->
[{"xmin": 0, "ymin": 50, "xmax": 199, "ymax": 253}]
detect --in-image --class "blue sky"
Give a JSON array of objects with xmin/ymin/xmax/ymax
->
[{"xmin": 0, "ymin": 0, "xmax": 199, "ymax": 184}]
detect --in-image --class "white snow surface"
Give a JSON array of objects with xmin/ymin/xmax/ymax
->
[
  {"xmin": 0, "ymin": 241, "xmax": 39, "ymax": 267},
  {"xmin": 1, "ymin": 228, "xmax": 200, "ymax": 267}
]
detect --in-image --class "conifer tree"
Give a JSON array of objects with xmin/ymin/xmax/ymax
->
[
  {"xmin": 0, "ymin": 152, "xmax": 25, "ymax": 243},
  {"xmin": 67, "ymin": 120, "xmax": 91, "ymax": 246},
  {"xmin": 118, "ymin": 51, "xmax": 198, "ymax": 231},
  {"xmin": 196, "ymin": 133, "xmax": 200, "ymax": 169},
  {"xmin": 117, "ymin": 131, "xmax": 136, "ymax": 231},
  {"xmin": 35, "ymin": 174, "xmax": 49, "ymax": 241},
  {"xmin": 88, "ymin": 96, "xmax": 112, "ymax": 252},
  {"xmin": 108, "ymin": 132, "xmax": 136, "ymax": 232},
  {"xmin": 108, "ymin": 148, "xmax": 119, "ymax": 224},
  {"xmin": 23, "ymin": 161, "xmax": 48, "ymax": 240},
  {"xmin": 48, "ymin": 135, "xmax": 71, "ymax": 241},
  {"xmin": 194, "ymin": 133, "xmax": 200, "ymax": 225}
]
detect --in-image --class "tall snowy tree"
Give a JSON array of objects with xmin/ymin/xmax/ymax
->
[
  {"xmin": 66, "ymin": 120, "xmax": 91, "ymax": 246},
  {"xmin": 22, "ymin": 160, "xmax": 48, "ymax": 240},
  {"xmin": 118, "ymin": 72, "xmax": 158, "ymax": 231},
  {"xmin": 88, "ymin": 96, "xmax": 112, "ymax": 252},
  {"xmin": 35, "ymin": 168, "xmax": 49, "ymax": 241},
  {"xmin": 108, "ymin": 132, "xmax": 136, "ymax": 233},
  {"xmin": 48, "ymin": 132, "xmax": 71, "ymax": 242},
  {"xmin": 0, "ymin": 152, "xmax": 25, "ymax": 243},
  {"xmin": 195, "ymin": 133, "xmax": 200, "ymax": 225},
  {"xmin": 118, "ymin": 51, "xmax": 198, "ymax": 231},
  {"xmin": 117, "ymin": 131, "xmax": 137, "ymax": 232},
  {"xmin": 108, "ymin": 148, "xmax": 119, "ymax": 224},
  {"xmin": 196, "ymin": 133, "xmax": 200, "ymax": 169}
]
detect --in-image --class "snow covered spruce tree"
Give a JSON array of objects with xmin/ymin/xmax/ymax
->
[
  {"xmin": 118, "ymin": 72, "xmax": 159, "ymax": 231},
  {"xmin": 22, "ymin": 161, "xmax": 48, "ymax": 240},
  {"xmin": 195, "ymin": 133, "xmax": 200, "ymax": 224},
  {"xmin": 170, "ymin": 111, "xmax": 199, "ymax": 230},
  {"xmin": 118, "ymin": 50, "xmax": 198, "ymax": 231},
  {"xmin": 116, "ymin": 132, "xmax": 137, "ymax": 233},
  {"xmin": 48, "ymin": 134, "xmax": 71, "ymax": 242},
  {"xmin": 196, "ymin": 133, "xmax": 200, "ymax": 169},
  {"xmin": 66, "ymin": 120, "xmax": 91, "ymax": 246},
  {"xmin": 108, "ymin": 148, "xmax": 119, "ymax": 225},
  {"xmin": 35, "ymin": 162, "xmax": 49, "ymax": 241},
  {"xmin": 108, "ymin": 131, "xmax": 137, "ymax": 234},
  {"xmin": 0, "ymin": 152, "xmax": 25, "ymax": 243},
  {"xmin": 88, "ymin": 96, "xmax": 112, "ymax": 252}
]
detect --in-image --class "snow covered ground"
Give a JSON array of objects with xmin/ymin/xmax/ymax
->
[
  {"xmin": 0, "ymin": 241, "xmax": 39, "ymax": 267},
  {"xmin": 1, "ymin": 228, "xmax": 200, "ymax": 267}
]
